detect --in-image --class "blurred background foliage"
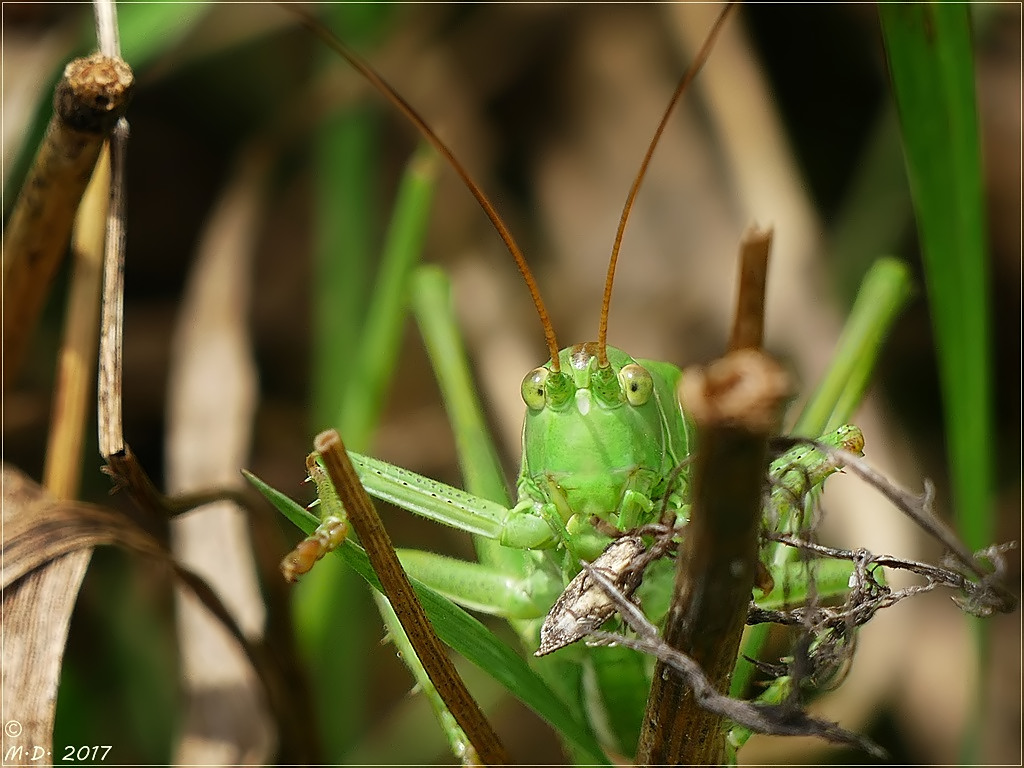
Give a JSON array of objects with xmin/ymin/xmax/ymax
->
[{"xmin": 2, "ymin": 3, "xmax": 1019, "ymax": 764}]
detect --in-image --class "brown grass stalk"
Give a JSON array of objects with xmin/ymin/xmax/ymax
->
[{"xmin": 313, "ymin": 429, "xmax": 508, "ymax": 766}]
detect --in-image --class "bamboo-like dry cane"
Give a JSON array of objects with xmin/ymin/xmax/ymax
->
[{"xmin": 2, "ymin": 54, "xmax": 132, "ymax": 391}]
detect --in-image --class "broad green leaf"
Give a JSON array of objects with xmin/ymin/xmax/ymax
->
[
  {"xmin": 879, "ymin": 7, "xmax": 994, "ymax": 762},
  {"xmin": 879, "ymin": 4, "xmax": 993, "ymax": 551}
]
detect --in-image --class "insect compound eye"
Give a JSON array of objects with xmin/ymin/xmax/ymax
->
[
  {"xmin": 521, "ymin": 367, "xmax": 549, "ymax": 410},
  {"xmin": 618, "ymin": 363, "xmax": 653, "ymax": 406}
]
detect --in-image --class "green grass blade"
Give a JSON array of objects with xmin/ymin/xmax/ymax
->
[
  {"xmin": 311, "ymin": 3, "xmax": 393, "ymax": 427},
  {"xmin": 411, "ymin": 266, "xmax": 510, "ymax": 507},
  {"xmin": 301, "ymin": 102, "xmax": 380, "ymax": 765},
  {"xmin": 311, "ymin": 106, "xmax": 377, "ymax": 428},
  {"xmin": 371, "ymin": 591, "xmax": 480, "ymax": 763},
  {"xmin": 878, "ymin": 3, "xmax": 993, "ymax": 552},
  {"xmin": 793, "ymin": 257, "xmax": 914, "ymax": 436},
  {"xmin": 302, "ymin": 11, "xmax": 393, "ymax": 758},
  {"xmin": 411, "ymin": 266, "xmax": 527, "ymax": 578},
  {"xmin": 301, "ymin": 11, "xmax": 416, "ymax": 757},
  {"xmin": 244, "ymin": 470, "xmax": 609, "ymax": 765},
  {"xmin": 339, "ymin": 145, "xmax": 439, "ymax": 450}
]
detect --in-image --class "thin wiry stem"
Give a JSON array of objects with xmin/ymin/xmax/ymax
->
[{"xmin": 581, "ymin": 562, "xmax": 887, "ymax": 760}]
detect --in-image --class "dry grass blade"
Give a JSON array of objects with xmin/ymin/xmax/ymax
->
[
  {"xmin": 1, "ymin": 465, "xmax": 92, "ymax": 763},
  {"xmin": 166, "ymin": 148, "xmax": 271, "ymax": 765},
  {"xmin": 1, "ymin": 464, "xmax": 288, "ymax": 765},
  {"xmin": 43, "ymin": 144, "xmax": 110, "ymax": 499},
  {"xmin": 0, "ymin": 465, "xmax": 229, "ymax": 762},
  {"xmin": 2, "ymin": 54, "xmax": 132, "ymax": 390},
  {"xmin": 728, "ymin": 225, "xmax": 773, "ymax": 352}
]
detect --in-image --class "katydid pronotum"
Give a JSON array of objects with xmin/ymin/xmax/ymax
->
[{"xmin": 245, "ymin": 4, "xmax": 903, "ymax": 764}]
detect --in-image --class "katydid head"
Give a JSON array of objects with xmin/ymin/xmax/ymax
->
[{"xmin": 519, "ymin": 343, "xmax": 686, "ymax": 533}]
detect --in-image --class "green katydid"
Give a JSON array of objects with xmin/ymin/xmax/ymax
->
[{"xmin": 255, "ymin": 4, "xmax": 907, "ymax": 763}]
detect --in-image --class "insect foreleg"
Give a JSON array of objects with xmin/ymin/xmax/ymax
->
[{"xmin": 351, "ymin": 451, "xmax": 553, "ymax": 548}]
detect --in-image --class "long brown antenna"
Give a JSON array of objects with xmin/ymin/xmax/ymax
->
[
  {"xmin": 596, "ymin": 2, "xmax": 736, "ymax": 367},
  {"xmin": 286, "ymin": 7, "xmax": 562, "ymax": 369}
]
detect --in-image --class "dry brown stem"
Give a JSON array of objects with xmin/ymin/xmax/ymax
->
[
  {"xmin": 2, "ymin": 54, "xmax": 132, "ymax": 390},
  {"xmin": 637, "ymin": 350, "xmax": 789, "ymax": 765},
  {"xmin": 728, "ymin": 225, "xmax": 773, "ymax": 351},
  {"xmin": 637, "ymin": 226, "xmax": 788, "ymax": 764}
]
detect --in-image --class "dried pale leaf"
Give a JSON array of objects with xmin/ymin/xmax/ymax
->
[
  {"xmin": 2, "ymin": 464, "xmax": 277, "ymax": 765},
  {"xmin": 165, "ymin": 149, "xmax": 270, "ymax": 765},
  {"xmin": 44, "ymin": 144, "xmax": 110, "ymax": 499}
]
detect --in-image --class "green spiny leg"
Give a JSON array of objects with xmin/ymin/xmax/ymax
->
[
  {"xmin": 750, "ymin": 424, "xmax": 866, "ymax": 603},
  {"xmin": 728, "ymin": 558, "xmax": 889, "ymax": 764},
  {"xmin": 765, "ymin": 424, "xmax": 865, "ymax": 569},
  {"xmin": 372, "ymin": 591, "xmax": 480, "ymax": 766},
  {"xmin": 280, "ymin": 453, "xmax": 350, "ymax": 581},
  {"xmin": 395, "ymin": 547, "xmax": 561, "ymax": 621},
  {"xmin": 714, "ymin": 426, "xmax": 871, "ymax": 765},
  {"xmin": 350, "ymin": 451, "xmax": 553, "ymax": 549}
]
